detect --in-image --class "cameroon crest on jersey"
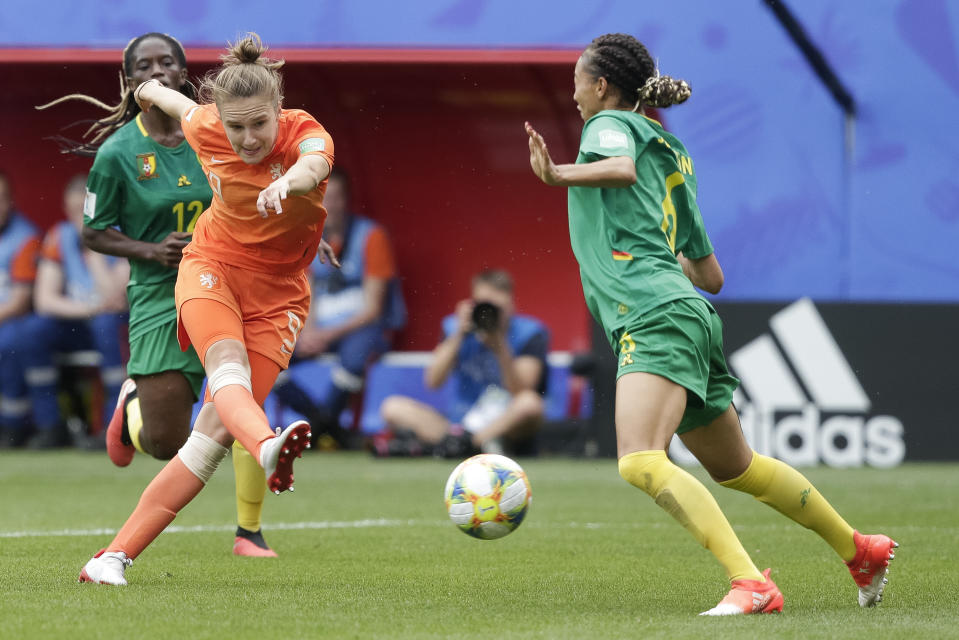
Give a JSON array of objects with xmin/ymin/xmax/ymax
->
[{"xmin": 136, "ymin": 152, "xmax": 157, "ymax": 180}]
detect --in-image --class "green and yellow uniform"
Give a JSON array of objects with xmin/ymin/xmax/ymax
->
[
  {"xmin": 570, "ymin": 107, "xmax": 856, "ymax": 590},
  {"xmin": 83, "ymin": 114, "xmax": 208, "ymax": 397},
  {"xmin": 568, "ymin": 109, "xmax": 738, "ymax": 432}
]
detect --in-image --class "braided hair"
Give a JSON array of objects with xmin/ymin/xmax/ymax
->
[
  {"xmin": 583, "ymin": 33, "xmax": 691, "ymax": 110},
  {"xmin": 36, "ymin": 33, "xmax": 195, "ymax": 157}
]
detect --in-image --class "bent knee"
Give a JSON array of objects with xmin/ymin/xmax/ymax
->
[
  {"xmin": 512, "ymin": 390, "xmax": 544, "ymax": 422},
  {"xmin": 141, "ymin": 432, "xmax": 184, "ymax": 460},
  {"xmin": 205, "ymin": 339, "xmax": 250, "ymax": 370},
  {"xmin": 617, "ymin": 450, "xmax": 670, "ymax": 495},
  {"xmin": 139, "ymin": 417, "xmax": 190, "ymax": 460},
  {"xmin": 380, "ymin": 395, "xmax": 412, "ymax": 423}
]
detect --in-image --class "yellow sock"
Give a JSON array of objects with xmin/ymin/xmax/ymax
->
[
  {"xmin": 721, "ymin": 451, "xmax": 856, "ymax": 561},
  {"xmin": 126, "ymin": 396, "xmax": 147, "ymax": 455},
  {"xmin": 619, "ymin": 450, "xmax": 764, "ymax": 583},
  {"xmin": 232, "ymin": 440, "xmax": 266, "ymax": 532}
]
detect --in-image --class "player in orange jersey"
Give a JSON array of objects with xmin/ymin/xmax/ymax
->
[{"xmin": 78, "ymin": 33, "xmax": 339, "ymax": 586}]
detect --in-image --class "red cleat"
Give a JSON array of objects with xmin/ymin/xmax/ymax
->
[
  {"xmin": 847, "ymin": 530, "xmax": 898, "ymax": 607},
  {"xmin": 106, "ymin": 379, "xmax": 137, "ymax": 467},
  {"xmin": 261, "ymin": 420, "xmax": 311, "ymax": 494},
  {"xmin": 700, "ymin": 568, "xmax": 784, "ymax": 616}
]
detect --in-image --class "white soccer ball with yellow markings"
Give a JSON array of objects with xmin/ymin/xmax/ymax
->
[{"xmin": 444, "ymin": 453, "xmax": 531, "ymax": 540}]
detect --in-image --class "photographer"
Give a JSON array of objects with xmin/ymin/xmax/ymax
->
[{"xmin": 379, "ymin": 269, "xmax": 549, "ymax": 458}]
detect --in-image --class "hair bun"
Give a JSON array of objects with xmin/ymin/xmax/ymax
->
[
  {"xmin": 222, "ymin": 32, "xmax": 283, "ymax": 70},
  {"xmin": 639, "ymin": 75, "xmax": 691, "ymax": 108},
  {"xmin": 201, "ymin": 31, "xmax": 285, "ymax": 105}
]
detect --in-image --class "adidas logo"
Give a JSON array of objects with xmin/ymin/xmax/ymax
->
[
  {"xmin": 670, "ymin": 298, "xmax": 905, "ymax": 468},
  {"xmin": 752, "ymin": 592, "xmax": 769, "ymax": 611}
]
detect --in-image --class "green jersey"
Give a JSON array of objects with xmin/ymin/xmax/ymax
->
[
  {"xmin": 84, "ymin": 114, "xmax": 212, "ymax": 340},
  {"xmin": 567, "ymin": 110, "xmax": 714, "ymax": 343}
]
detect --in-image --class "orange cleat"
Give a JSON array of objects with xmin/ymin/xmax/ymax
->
[
  {"xmin": 700, "ymin": 568, "xmax": 784, "ymax": 616},
  {"xmin": 847, "ymin": 530, "xmax": 898, "ymax": 607},
  {"xmin": 106, "ymin": 379, "xmax": 137, "ymax": 467}
]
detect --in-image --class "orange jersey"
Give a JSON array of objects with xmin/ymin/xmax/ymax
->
[
  {"xmin": 181, "ymin": 104, "xmax": 335, "ymax": 274},
  {"xmin": 10, "ymin": 237, "xmax": 40, "ymax": 283}
]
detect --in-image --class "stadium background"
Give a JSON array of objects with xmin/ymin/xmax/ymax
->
[{"xmin": 1, "ymin": 0, "xmax": 956, "ymax": 460}]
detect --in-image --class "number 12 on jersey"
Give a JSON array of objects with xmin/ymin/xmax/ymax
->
[{"xmin": 172, "ymin": 200, "xmax": 204, "ymax": 233}]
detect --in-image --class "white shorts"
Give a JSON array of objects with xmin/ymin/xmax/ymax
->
[{"xmin": 461, "ymin": 385, "xmax": 512, "ymax": 434}]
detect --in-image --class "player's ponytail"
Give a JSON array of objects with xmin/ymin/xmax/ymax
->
[
  {"xmin": 200, "ymin": 32, "xmax": 285, "ymax": 106},
  {"xmin": 584, "ymin": 33, "xmax": 692, "ymax": 111}
]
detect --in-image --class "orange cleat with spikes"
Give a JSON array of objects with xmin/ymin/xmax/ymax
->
[
  {"xmin": 700, "ymin": 568, "xmax": 784, "ymax": 616},
  {"xmin": 847, "ymin": 530, "xmax": 898, "ymax": 607}
]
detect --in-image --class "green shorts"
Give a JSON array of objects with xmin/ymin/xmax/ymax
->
[
  {"xmin": 612, "ymin": 297, "xmax": 739, "ymax": 434},
  {"xmin": 126, "ymin": 318, "xmax": 206, "ymax": 400}
]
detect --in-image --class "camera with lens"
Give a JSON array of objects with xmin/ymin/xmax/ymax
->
[{"xmin": 471, "ymin": 301, "xmax": 501, "ymax": 332}]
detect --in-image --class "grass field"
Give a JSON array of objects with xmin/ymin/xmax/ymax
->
[{"xmin": 1, "ymin": 452, "xmax": 957, "ymax": 639}]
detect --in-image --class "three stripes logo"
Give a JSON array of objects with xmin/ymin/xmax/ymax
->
[
  {"xmin": 752, "ymin": 592, "xmax": 770, "ymax": 611},
  {"xmin": 670, "ymin": 298, "xmax": 905, "ymax": 468}
]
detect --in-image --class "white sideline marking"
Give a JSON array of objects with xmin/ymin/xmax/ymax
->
[
  {"xmin": 2, "ymin": 519, "xmax": 949, "ymax": 540},
  {"xmin": 0, "ymin": 518, "xmax": 417, "ymax": 539}
]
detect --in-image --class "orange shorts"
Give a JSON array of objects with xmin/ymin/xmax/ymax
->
[{"xmin": 175, "ymin": 252, "xmax": 310, "ymax": 370}]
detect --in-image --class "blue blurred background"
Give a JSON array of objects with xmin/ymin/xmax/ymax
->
[{"xmin": 4, "ymin": 0, "xmax": 957, "ymax": 302}]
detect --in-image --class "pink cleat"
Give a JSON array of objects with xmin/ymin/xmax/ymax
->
[
  {"xmin": 847, "ymin": 530, "xmax": 898, "ymax": 607},
  {"xmin": 233, "ymin": 527, "xmax": 278, "ymax": 558},
  {"xmin": 700, "ymin": 568, "xmax": 784, "ymax": 616}
]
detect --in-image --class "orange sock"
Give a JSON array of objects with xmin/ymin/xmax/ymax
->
[
  {"xmin": 212, "ymin": 385, "xmax": 273, "ymax": 463},
  {"xmin": 106, "ymin": 456, "xmax": 203, "ymax": 559}
]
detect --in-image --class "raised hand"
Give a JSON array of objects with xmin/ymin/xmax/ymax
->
[
  {"xmin": 525, "ymin": 121, "xmax": 561, "ymax": 186},
  {"xmin": 454, "ymin": 298, "xmax": 475, "ymax": 336}
]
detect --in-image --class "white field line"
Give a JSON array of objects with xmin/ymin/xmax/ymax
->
[
  {"xmin": 0, "ymin": 519, "xmax": 620, "ymax": 539},
  {"xmin": 1, "ymin": 519, "xmax": 954, "ymax": 539},
  {"xmin": 0, "ymin": 518, "xmax": 422, "ymax": 539}
]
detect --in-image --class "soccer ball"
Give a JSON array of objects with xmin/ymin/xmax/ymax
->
[{"xmin": 444, "ymin": 453, "xmax": 531, "ymax": 540}]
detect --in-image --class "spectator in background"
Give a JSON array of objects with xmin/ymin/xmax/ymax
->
[
  {"xmin": 29, "ymin": 174, "xmax": 129, "ymax": 446},
  {"xmin": 379, "ymin": 269, "xmax": 547, "ymax": 458},
  {"xmin": 0, "ymin": 171, "xmax": 44, "ymax": 447},
  {"xmin": 272, "ymin": 168, "xmax": 405, "ymax": 448}
]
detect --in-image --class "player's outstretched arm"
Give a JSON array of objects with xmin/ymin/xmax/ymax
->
[
  {"xmin": 525, "ymin": 121, "xmax": 636, "ymax": 188},
  {"xmin": 133, "ymin": 79, "xmax": 197, "ymax": 121}
]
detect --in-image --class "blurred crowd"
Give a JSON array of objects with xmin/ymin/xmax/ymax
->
[{"xmin": 0, "ymin": 169, "xmax": 554, "ymax": 455}]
